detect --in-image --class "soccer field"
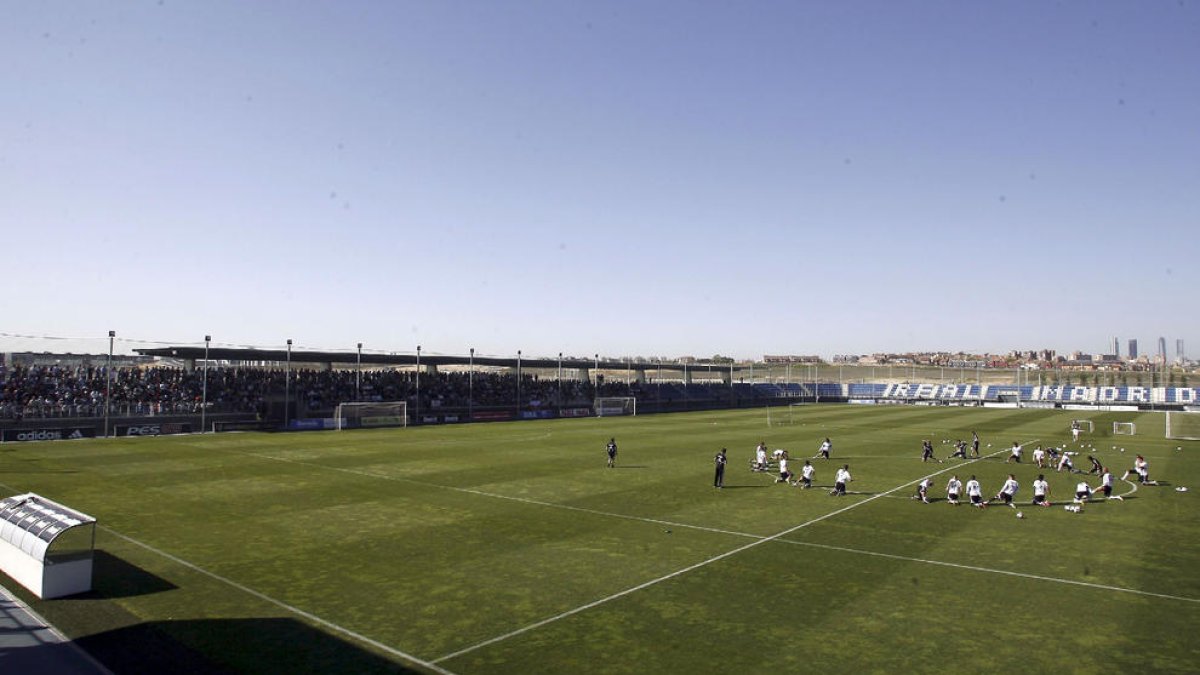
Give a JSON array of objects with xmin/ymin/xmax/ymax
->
[{"xmin": 2, "ymin": 406, "xmax": 1198, "ymax": 673}]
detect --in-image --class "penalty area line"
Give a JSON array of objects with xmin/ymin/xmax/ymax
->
[{"xmin": 431, "ymin": 447, "xmax": 1012, "ymax": 665}]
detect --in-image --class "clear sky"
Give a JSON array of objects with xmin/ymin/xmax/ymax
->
[{"xmin": 3, "ymin": 1, "xmax": 1197, "ymax": 361}]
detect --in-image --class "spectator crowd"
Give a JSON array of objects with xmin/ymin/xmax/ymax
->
[{"xmin": 0, "ymin": 364, "xmax": 660, "ymax": 420}]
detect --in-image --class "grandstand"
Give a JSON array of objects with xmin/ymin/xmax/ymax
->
[{"xmin": 2, "ymin": 346, "xmax": 1197, "ymax": 440}]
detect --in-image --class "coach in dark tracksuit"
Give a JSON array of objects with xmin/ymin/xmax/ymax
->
[{"xmin": 714, "ymin": 448, "xmax": 727, "ymax": 488}]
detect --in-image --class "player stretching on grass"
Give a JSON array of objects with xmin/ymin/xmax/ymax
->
[
  {"xmin": 921, "ymin": 440, "xmax": 937, "ymax": 463},
  {"xmin": 1006, "ymin": 441, "xmax": 1023, "ymax": 463},
  {"xmin": 912, "ymin": 478, "xmax": 932, "ymax": 503},
  {"xmin": 946, "ymin": 475, "xmax": 962, "ymax": 505},
  {"xmin": 814, "ymin": 438, "xmax": 832, "ymax": 460},
  {"xmin": 1032, "ymin": 474, "xmax": 1051, "ymax": 507},
  {"xmin": 830, "ymin": 464, "xmax": 851, "ymax": 496},
  {"xmin": 1094, "ymin": 467, "xmax": 1122, "ymax": 501},
  {"xmin": 966, "ymin": 475, "xmax": 985, "ymax": 508},
  {"xmin": 797, "ymin": 460, "xmax": 815, "ymax": 489},
  {"xmin": 947, "ymin": 440, "xmax": 968, "ymax": 460},
  {"xmin": 991, "ymin": 474, "xmax": 1019, "ymax": 508}
]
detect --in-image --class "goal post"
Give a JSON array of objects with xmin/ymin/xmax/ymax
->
[
  {"xmin": 767, "ymin": 402, "xmax": 808, "ymax": 426},
  {"xmin": 1071, "ymin": 420, "xmax": 1094, "ymax": 433},
  {"xmin": 1112, "ymin": 421, "xmax": 1136, "ymax": 436},
  {"xmin": 1166, "ymin": 411, "xmax": 1200, "ymax": 441},
  {"xmin": 594, "ymin": 397, "xmax": 637, "ymax": 417},
  {"xmin": 334, "ymin": 401, "xmax": 408, "ymax": 430}
]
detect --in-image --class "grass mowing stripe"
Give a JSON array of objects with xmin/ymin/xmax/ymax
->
[
  {"xmin": 432, "ymin": 445, "xmax": 1015, "ymax": 665},
  {"xmin": 96, "ymin": 526, "xmax": 457, "ymax": 675}
]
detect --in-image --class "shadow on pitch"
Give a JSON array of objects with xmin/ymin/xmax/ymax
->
[
  {"xmin": 613, "ymin": 465, "xmax": 648, "ymax": 469},
  {"xmin": 70, "ymin": 617, "xmax": 422, "ymax": 675},
  {"xmin": 68, "ymin": 550, "xmax": 179, "ymax": 599}
]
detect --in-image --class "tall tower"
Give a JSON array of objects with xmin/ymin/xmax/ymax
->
[
  {"xmin": 1113, "ymin": 337, "xmax": 1120, "ymax": 358},
  {"xmin": 1178, "ymin": 339, "xmax": 1185, "ymax": 362},
  {"xmin": 1158, "ymin": 337, "xmax": 1167, "ymax": 364},
  {"xmin": 1128, "ymin": 339, "xmax": 1138, "ymax": 360}
]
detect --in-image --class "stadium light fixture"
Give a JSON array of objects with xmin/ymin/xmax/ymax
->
[
  {"xmin": 517, "ymin": 350, "xmax": 522, "ymax": 408},
  {"xmin": 416, "ymin": 345, "xmax": 421, "ymax": 421},
  {"xmin": 356, "ymin": 342, "xmax": 362, "ymax": 402},
  {"xmin": 469, "ymin": 348, "xmax": 474, "ymax": 419},
  {"xmin": 104, "ymin": 330, "xmax": 115, "ymax": 438},
  {"xmin": 202, "ymin": 335, "xmax": 210, "ymax": 434}
]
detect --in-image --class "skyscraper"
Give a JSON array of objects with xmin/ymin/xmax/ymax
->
[
  {"xmin": 1128, "ymin": 339, "xmax": 1138, "ymax": 360},
  {"xmin": 1178, "ymin": 339, "xmax": 1185, "ymax": 362},
  {"xmin": 1113, "ymin": 337, "xmax": 1120, "ymax": 358},
  {"xmin": 1158, "ymin": 337, "xmax": 1167, "ymax": 364}
]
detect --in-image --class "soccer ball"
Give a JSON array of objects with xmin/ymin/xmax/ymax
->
[{"xmin": 1016, "ymin": 511, "xmax": 1024, "ymax": 519}]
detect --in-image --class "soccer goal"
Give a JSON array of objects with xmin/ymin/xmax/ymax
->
[
  {"xmin": 1166, "ymin": 411, "xmax": 1200, "ymax": 441},
  {"xmin": 594, "ymin": 397, "xmax": 637, "ymax": 417},
  {"xmin": 767, "ymin": 403, "xmax": 808, "ymax": 426},
  {"xmin": 1072, "ymin": 420, "xmax": 1094, "ymax": 433},
  {"xmin": 1112, "ymin": 421, "xmax": 1136, "ymax": 436},
  {"xmin": 334, "ymin": 401, "xmax": 408, "ymax": 430}
]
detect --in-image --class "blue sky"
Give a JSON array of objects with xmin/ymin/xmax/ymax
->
[{"xmin": 3, "ymin": 1, "xmax": 1197, "ymax": 360}]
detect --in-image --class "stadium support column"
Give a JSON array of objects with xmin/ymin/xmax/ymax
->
[
  {"xmin": 104, "ymin": 330, "xmax": 114, "ymax": 438},
  {"xmin": 285, "ymin": 339, "xmax": 292, "ymax": 428},
  {"xmin": 415, "ymin": 345, "xmax": 421, "ymax": 422},
  {"xmin": 356, "ymin": 343, "xmax": 362, "ymax": 401},
  {"xmin": 517, "ymin": 350, "xmax": 522, "ymax": 411},
  {"xmin": 202, "ymin": 335, "xmax": 210, "ymax": 434},
  {"xmin": 468, "ymin": 348, "xmax": 474, "ymax": 419}
]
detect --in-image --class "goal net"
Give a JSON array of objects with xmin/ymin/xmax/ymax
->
[
  {"xmin": 594, "ymin": 397, "xmax": 637, "ymax": 417},
  {"xmin": 767, "ymin": 403, "xmax": 808, "ymax": 426},
  {"xmin": 334, "ymin": 401, "xmax": 408, "ymax": 430},
  {"xmin": 1166, "ymin": 411, "xmax": 1200, "ymax": 441},
  {"xmin": 1112, "ymin": 421, "xmax": 1136, "ymax": 436},
  {"xmin": 1071, "ymin": 420, "xmax": 1094, "ymax": 433}
]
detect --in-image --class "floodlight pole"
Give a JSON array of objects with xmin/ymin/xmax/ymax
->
[
  {"xmin": 356, "ymin": 342, "xmax": 362, "ymax": 401},
  {"xmin": 201, "ymin": 335, "xmax": 210, "ymax": 433},
  {"xmin": 468, "ymin": 348, "xmax": 474, "ymax": 419},
  {"xmin": 594, "ymin": 353, "xmax": 599, "ymax": 386},
  {"xmin": 285, "ymin": 339, "xmax": 292, "ymax": 429},
  {"xmin": 415, "ymin": 345, "xmax": 421, "ymax": 422},
  {"xmin": 104, "ymin": 330, "xmax": 115, "ymax": 438},
  {"xmin": 557, "ymin": 352, "xmax": 563, "ymax": 409},
  {"xmin": 516, "ymin": 350, "xmax": 522, "ymax": 411}
]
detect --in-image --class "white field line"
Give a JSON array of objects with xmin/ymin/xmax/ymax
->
[
  {"xmin": 430, "ymin": 446, "xmax": 1016, "ymax": 664},
  {"xmin": 772, "ymin": 538, "xmax": 1199, "ymax": 604},
  {"xmin": 98, "ymin": 527, "xmax": 459, "ymax": 675},
  {"xmin": 0, "ymin": 479, "xmax": 456, "ymax": 675}
]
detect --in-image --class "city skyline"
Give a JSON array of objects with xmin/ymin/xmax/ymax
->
[{"xmin": 4, "ymin": 2, "xmax": 1198, "ymax": 360}]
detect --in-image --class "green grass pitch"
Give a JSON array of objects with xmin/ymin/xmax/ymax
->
[{"xmin": 2, "ymin": 406, "xmax": 1198, "ymax": 673}]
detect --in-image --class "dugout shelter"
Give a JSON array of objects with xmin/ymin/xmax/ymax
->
[{"xmin": 0, "ymin": 493, "xmax": 97, "ymax": 599}]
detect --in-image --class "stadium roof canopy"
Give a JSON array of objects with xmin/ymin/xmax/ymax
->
[{"xmin": 133, "ymin": 346, "xmax": 737, "ymax": 372}]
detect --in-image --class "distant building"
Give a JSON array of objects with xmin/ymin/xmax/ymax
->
[
  {"xmin": 1159, "ymin": 337, "xmax": 1168, "ymax": 363},
  {"xmin": 1128, "ymin": 339, "xmax": 1138, "ymax": 360},
  {"xmin": 1177, "ymin": 339, "xmax": 1185, "ymax": 362},
  {"xmin": 1113, "ymin": 337, "xmax": 1120, "ymax": 359}
]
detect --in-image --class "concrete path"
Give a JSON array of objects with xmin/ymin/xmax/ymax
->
[{"xmin": 0, "ymin": 584, "xmax": 110, "ymax": 674}]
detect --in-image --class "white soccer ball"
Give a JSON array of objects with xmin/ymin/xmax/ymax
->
[
  {"xmin": 987, "ymin": 443, "xmax": 992, "ymax": 447},
  {"xmin": 1120, "ymin": 448, "xmax": 1125, "ymax": 453},
  {"xmin": 1016, "ymin": 511, "xmax": 1024, "ymax": 519}
]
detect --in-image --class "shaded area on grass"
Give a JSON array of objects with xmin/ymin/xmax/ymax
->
[{"xmin": 76, "ymin": 617, "xmax": 422, "ymax": 675}]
